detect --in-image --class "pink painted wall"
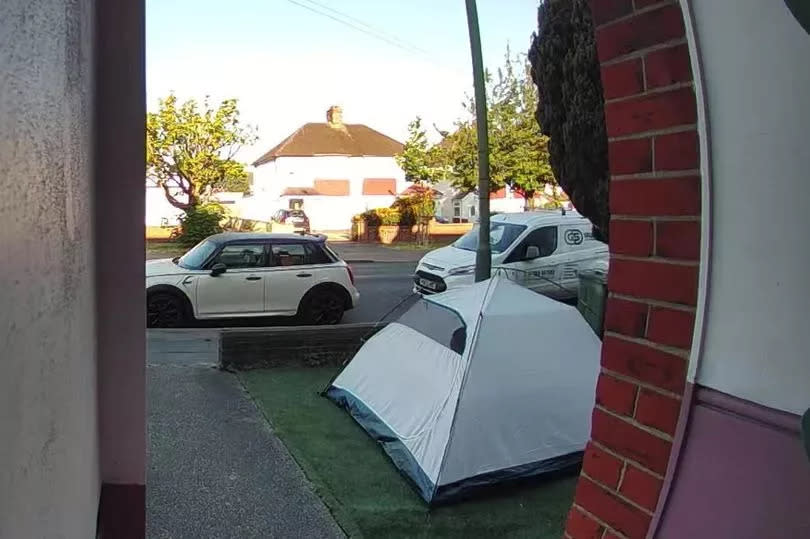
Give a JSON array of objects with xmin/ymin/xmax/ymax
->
[
  {"xmin": 657, "ymin": 389, "xmax": 810, "ymax": 538},
  {"xmin": 95, "ymin": 0, "xmax": 147, "ymax": 487}
]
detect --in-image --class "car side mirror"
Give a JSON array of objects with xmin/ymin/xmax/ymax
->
[
  {"xmin": 525, "ymin": 245, "xmax": 541, "ymax": 260},
  {"xmin": 210, "ymin": 263, "xmax": 227, "ymax": 276}
]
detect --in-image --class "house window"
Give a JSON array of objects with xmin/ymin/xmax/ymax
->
[
  {"xmin": 313, "ymin": 179, "xmax": 350, "ymax": 196},
  {"xmin": 453, "ymin": 201, "xmax": 461, "ymax": 217},
  {"xmin": 469, "ymin": 205, "xmax": 476, "ymax": 217},
  {"xmin": 362, "ymin": 178, "xmax": 396, "ymax": 195}
]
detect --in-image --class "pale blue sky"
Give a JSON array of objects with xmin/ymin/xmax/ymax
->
[{"xmin": 147, "ymin": 0, "xmax": 540, "ymax": 160}]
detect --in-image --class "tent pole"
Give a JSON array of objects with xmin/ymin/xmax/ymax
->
[{"xmin": 464, "ymin": 0, "xmax": 491, "ymax": 282}]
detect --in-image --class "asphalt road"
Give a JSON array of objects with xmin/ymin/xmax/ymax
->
[{"xmin": 342, "ymin": 261, "xmax": 418, "ymax": 324}]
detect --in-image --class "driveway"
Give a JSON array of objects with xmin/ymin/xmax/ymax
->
[{"xmin": 147, "ymin": 330, "xmax": 343, "ymax": 538}]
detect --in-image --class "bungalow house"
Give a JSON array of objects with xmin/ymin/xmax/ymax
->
[
  {"xmin": 434, "ymin": 182, "xmax": 571, "ymax": 222},
  {"xmin": 248, "ymin": 106, "xmax": 410, "ymax": 231}
]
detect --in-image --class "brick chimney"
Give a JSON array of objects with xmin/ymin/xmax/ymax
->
[{"xmin": 326, "ymin": 105, "xmax": 343, "ymax": 128}]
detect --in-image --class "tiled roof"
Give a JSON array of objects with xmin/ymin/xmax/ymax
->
[
  {"xmin": 252, "ymin": 123, "xmax": 404, "ymax": 166},
  {"xmin": 400, "ymin": 185, "xmax": 444, "ymax": 197}
]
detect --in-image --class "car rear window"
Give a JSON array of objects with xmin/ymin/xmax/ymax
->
[
  {"xmin": 271, "ymin": 242, "xmax": 332, "ymax": 266},
  {"xmin": 322, "ymin": 244, "xmax": 341, "ymax": 261}
]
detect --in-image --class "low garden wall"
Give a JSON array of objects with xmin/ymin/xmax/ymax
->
[
  {"xmin": 351, "ymin": 221, "xmax": 473, "ymax": 244},
  {"xmin": 219, "ymin": 323, "xmax": 386, "ymax": 370},
  {"xmin": 145, "ymin": 218, "xmax": 294, "ymax": 241}
]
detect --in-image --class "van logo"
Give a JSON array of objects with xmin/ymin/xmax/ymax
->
[{"xmin": 564, "ymin": 229, "xmax": 584, "ymax": 245}]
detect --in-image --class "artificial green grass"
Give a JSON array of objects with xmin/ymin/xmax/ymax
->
[{"xmin": 240, "ymin": 367, "xmax": 577, "ymax": 538}]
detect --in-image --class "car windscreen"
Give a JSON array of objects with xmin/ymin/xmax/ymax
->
[
  {"xmin": 177, "ymin": 239, "xmax": 218, "ymax": 269},
  {"xmin": 453, "ymin": 222, "xmax": 527, "ymax": 254}
]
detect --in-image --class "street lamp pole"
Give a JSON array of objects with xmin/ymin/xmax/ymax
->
[{"xmin": 464, "ymin": 0, "xmax": 491, "ymax": 282}]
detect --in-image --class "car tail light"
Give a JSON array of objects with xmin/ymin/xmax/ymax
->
[{"xmin": 346, "ymin": 265, "xmax": 355, "ymax": 285}]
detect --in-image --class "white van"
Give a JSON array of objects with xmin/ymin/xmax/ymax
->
[{"xmin": 413, "ymin": 210, "xmax": 608, "ymax": 300}]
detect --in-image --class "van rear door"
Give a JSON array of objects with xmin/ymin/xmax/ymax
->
[{"xmin": 558, "ymin": 222, "xmax": 609, "ymax": 290}]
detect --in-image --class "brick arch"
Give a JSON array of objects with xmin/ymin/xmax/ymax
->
[{"xmin": 564, "ymin": 1, "xmax": 703, "ymax": 538}]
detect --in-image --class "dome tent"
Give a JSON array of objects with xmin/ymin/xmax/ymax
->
[{"xmin": 326, "ymin": 275, "xmax": 601, "ymax": 504}]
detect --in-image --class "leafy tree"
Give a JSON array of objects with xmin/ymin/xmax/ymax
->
[
  {"xmin": 436, "ymin": 49, "xmax": 556, "ymax": 207},
  {"xmin": 395, "ymin": 117, "xmax": 447, "ymax": 184},
  {"xmin": 395, "ymin": 118, "xmax": 447, "ymax": 244},
  {"xmin": 219, "ymin": 170, "xmax": 253, "ymax": 193},
  {"xmin": 147, "ymin": 94, "xmax": 257, "ymax": 211}
]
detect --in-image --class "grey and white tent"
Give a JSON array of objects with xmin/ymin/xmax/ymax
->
[{"xmin": 326, "ymin": 275, "xmax": 601, "ymax": 504}]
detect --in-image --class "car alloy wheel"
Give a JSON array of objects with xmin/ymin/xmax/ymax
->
[
  {"xmin": 147, "ymin": 293, "xmax": 185, "ymax": 328},
  {"xmin": 307, "ymin": 291, "xmax": 344, "ymax": 325}
]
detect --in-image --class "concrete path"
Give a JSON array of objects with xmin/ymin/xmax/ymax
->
[{"xmin": 147, "ymin": 330, "xmax": 343, "ymax": 538}]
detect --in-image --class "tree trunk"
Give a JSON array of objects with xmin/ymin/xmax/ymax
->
[
  {"xmin": 159, "ymin": 181, "xmax": 195, "ymax": 211},
  {"xmin": 524, "ymin": 191, "xmax": 536, "ymax": 211},
  {"xmin": 417, "ymin": 217, "xmax": 430, "ymax": 246}
]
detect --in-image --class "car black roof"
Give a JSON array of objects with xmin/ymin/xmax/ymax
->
[{"xmin": 206, "ymin": 232, "xmax": 325, "ymax": 244}]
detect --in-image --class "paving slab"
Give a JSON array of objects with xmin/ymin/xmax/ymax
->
[{"xmin": 147, "ymin": 330, "xmax": 344, "ymax": 538}]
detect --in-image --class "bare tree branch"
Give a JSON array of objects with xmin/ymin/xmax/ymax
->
[{"xmin": 158, "ymin": 181, "xmax": 190, "ymax": 210}]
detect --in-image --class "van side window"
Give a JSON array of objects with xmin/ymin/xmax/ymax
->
[{"xmin": 505, "ymin": 226, "xmax": 558, "ymax": 263}]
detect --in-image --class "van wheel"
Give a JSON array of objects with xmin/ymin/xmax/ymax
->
[
  {"xmin": 147, "ymin": 292, "xmax": 187, "ymax": 328},
  {"xmin": 299, "ymin": 289, "xmax": 345, "ymax": 325}
]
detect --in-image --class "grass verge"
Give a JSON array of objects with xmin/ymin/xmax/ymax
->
[
  {"xmin": 383, "ymin": 239, "xmax": 455, "ymax": 251},
  {"xmin": 146, "ymin": 240, "xmax": 186, "ymax": 259},
  {"xmin": 240, "ymin": 367, "xmax": 577, "ymax": 539}
]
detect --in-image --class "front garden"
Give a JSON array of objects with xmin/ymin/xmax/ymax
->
[{"xmin": 240, "ymin": 367, "xmax": 578, "ymax": 538}]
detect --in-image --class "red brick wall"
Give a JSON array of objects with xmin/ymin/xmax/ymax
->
[{"xmin": 566, "ymin": 2, "xmax": 701, "ymax": 538}]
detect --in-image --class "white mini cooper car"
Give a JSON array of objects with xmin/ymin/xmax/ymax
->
[{"xmin": 146, "ymin": 233, "xmax": 359, "ymax": 327}]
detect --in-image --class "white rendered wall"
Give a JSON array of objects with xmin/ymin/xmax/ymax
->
[
  {"xmin": 251, "ymin": 155, "xmax": 408, "ymax": 229},
  {"xmin": 692, "ymin": 0, "xmax": 810, "ymax": 414},
  {"xmin": 0, "ymin": 0, "xmax": 100, "ymax": 536}
]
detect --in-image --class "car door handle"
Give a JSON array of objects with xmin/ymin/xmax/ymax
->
[
  {"xmin": 296, "ymin": 273, "xmax": 312, "ymax": 278},
  {"xmin": 246, "ymin": 276, "xmax": 262, "ymax": 281}
]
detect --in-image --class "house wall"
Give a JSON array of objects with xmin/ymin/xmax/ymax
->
[
  {"xmin": 251, "ymin": 155, "xmax": 408, "ymax": 229},
  {"xmin": 654, "ymin": 2, "xmax": 810, "ymax": 536},
  {"xmin": 435, "ymin": 183, "xmax": 530, "ymax": 222},
  {"xmin": 689, "ymin": 0, "xmax": 810, "ymax": 415},
  {"xmin": 146, "ymin": 186, "xmax": 184, "ymax": 226},
  {"xmin": 95, "ymin": 0, "xmax": 147, "ymax": 534},
  {"xmin": 0, "ymin": 0, "xmax": 100, "ymax": 537}
]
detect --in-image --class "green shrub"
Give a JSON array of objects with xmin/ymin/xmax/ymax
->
[
  {"xmin": 391, "ymin": 192, "xmax": 434, "ymax": 226},
  {"xmin": 178, "ymin": 203, "xmax": 225, "ymax": 246},
  {"xmin": 360, "ymin": 208, "xmax": 401, "ymax": 226}
]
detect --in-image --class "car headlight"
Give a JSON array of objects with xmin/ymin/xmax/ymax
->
[{"xmin": 448, "ymin": 265, "xmax": 476, "ymax": 276}]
